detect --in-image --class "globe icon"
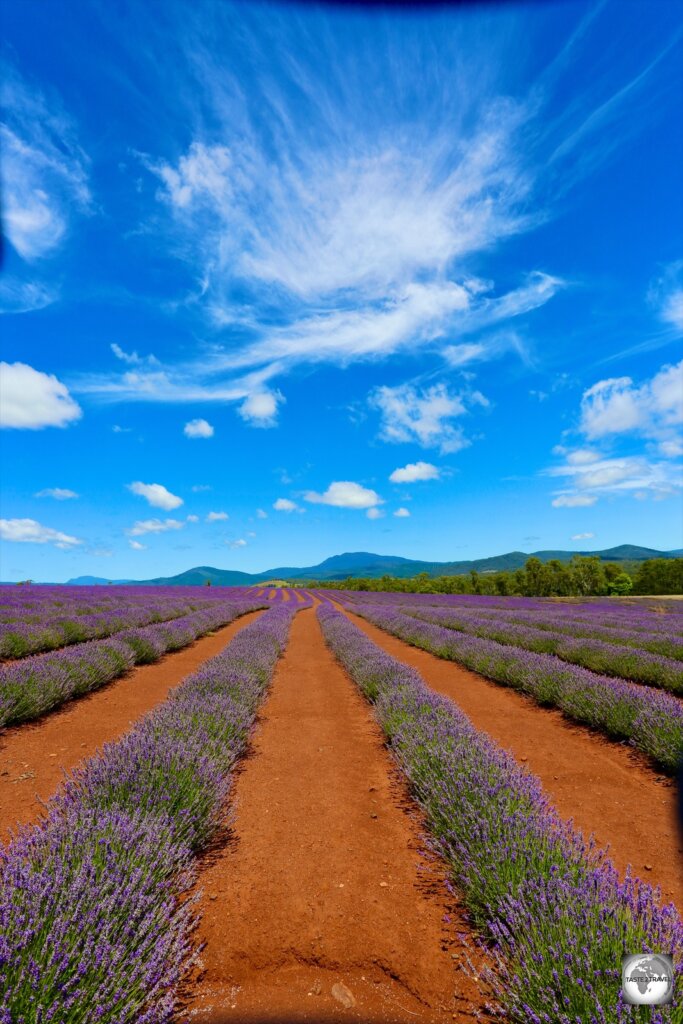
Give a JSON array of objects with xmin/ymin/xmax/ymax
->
[{"xmin": 622, "ymin": 954, "xmax": 674, "ymax": 1006}]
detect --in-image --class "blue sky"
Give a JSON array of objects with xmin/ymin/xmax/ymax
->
[{"xmin": 1, "ymin": 0, "xmax": 682, "ymax": 582}]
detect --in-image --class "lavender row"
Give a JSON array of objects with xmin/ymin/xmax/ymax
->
[
  {"xmin": 0, "ymin": 601, "xmax": 298, "ymax": 1023},
  {"xmin": 398, "ymin": 604, "xmax": 683, "ymax": 691},
  {"xmin": 347, "ymin": 603, "xmax": 683, "ymax": 774},
  {"xmin": 0, "ymin": 598, "xmax": 266, "ymax": 728},
  {"xmin": 0, "ymin": 597, "xmax": 226, "ymax": 659},
  {"xmin": 317, "ymin": 603, "xmax": 682, "ymax": 1023},
  {"xmin": 408, "ymin": 603, "xmax": 683, "ymax": 659},
  {"xmin": 342, "ymin": 590, "xmax": 683, "ymax": 636}
]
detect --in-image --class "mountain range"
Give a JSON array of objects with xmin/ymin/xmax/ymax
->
[{"xmin": 66, "ymin": 544, "xmax": 682, "ymax": 586}]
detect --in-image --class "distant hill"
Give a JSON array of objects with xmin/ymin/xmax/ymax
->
[{"xmin": 64, "ymin": 545, "xmax": 681, "ymax": 586}]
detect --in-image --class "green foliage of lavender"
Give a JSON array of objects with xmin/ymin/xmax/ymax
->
[
  {"xmin": 317, "ymin": 603, "xmax": 683, "ymax": 1024},
  {"xmin": 0, "ymin": 602, "xmax": 299, "ymax": 1022},
  {"xmin": 351, "ymin": 604, "xmax": 683, "ymax": 774}
]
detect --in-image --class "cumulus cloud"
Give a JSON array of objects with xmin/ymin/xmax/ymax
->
[
  {"xmin": 238, "ymin": 391, "xmax": 283, "ymax": 428},
  {"xmin": 186, "ymin": 514, "xmax": 200, "ymax": 523},
  {"xmin": 127, "ymin": 481, "xmax": 183, "ymax": 510},
  {"xmin": 0, "ymin": 517, "xmax": 83, "ymax": 548},
  {"xmin": 273, "ymin": 498, "xmax": 299, "ymax": 512},
  {"xmin": 304, "ymin": 481, "xmax": 382, "ymax": 509},
  {"xmin": 547, "ymin": 358, "xmax": 683, "ymax": 507},
  {"xmin": 571, "ymin": 532, "xmax": 595, "ymax": 540},
  {"xmin": 389, "ymin": 461, "xmax": 440, "ymax": 483},
  {"xmin": 228, "ymin": 538, "xmax": 247, "ymax": 548},
  {"xmin": 256, "ymin": 508, "xmax": 268, "ymax": 519},
  {"xmin": 370, "ymin": 382, "xmax": 476, "ymax": 453},
  {"xmin": 126, "ymin": 518, "xmax": 185, "ymax": 536},
  {"xmin": 551, "ymin": 494, "xmax": 598, "ymax": 508},
  {"xmin": 206, "ymin": 511, "xmax": 229, "ymax": 522},
  {"xmin": 580, "ymin": 360, "xmax": 683, "ymax": 441},
  {"xmin": 394, "ymin": 507, "xmax": 411, "ymax": 517},
  {"xmin": 35, "ymin": 488, "xmax": 78, "ymax": 500},
  {"xmin": 0, "ymin": 362, "xmax": 82, "ymax": 429},
  {"xmin": 129, "ymin": 539, "xmax": 146, "ymax": 550},
  {"xmin": 366, "ymin": 507, "xmax": 385, "ymax": 520},
  {"xmin": 184, "ymin": 418, "xmax": 214, "ymax": 438}
]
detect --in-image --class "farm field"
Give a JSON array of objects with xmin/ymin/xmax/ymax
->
[{"xmin": 1, "ymin": 585, "xmax": 682, "ymax": 1021}]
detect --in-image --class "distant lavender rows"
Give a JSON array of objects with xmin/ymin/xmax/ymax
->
[
  {"xmin": 0, "ymin": 585, "xmax": 258, "ymax": 658},
  {"xmin": 341, "ymin": 589, "xmax": 683, "ymax": 637},
  {"xmin": 396, "ymin": 604, "xmax": 683, "ymax": 692},
  {"xmin": 0, "ymin": 600, "xmax": 299, "ymax": 1022},
  {"xmin": 0, "ymin": 597, "xmax": 266, "ymax": 728},
  {"xmin": 317, "ymin": 602, "xmax": 683, "ymax": 1023},
  {"xmin": 341, "ymin": 601, "xmax": 683, "ymax": 773}
]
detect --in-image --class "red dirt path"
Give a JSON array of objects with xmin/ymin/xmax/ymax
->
[
  {"xmin": 0, "ymin": 609, "xmax": 264, "ymax": 842},
  {"xmin": 339, "ymin": 604, "xmax": 683, "ymax": 910},
  {"xmin": 180, "ymin": 606, "xmax": 490, "ymax": 1024}
]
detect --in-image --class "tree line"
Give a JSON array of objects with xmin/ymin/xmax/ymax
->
[{"xmin": 311, "ymin": 557, "xmax": 683, "ymax": 597}]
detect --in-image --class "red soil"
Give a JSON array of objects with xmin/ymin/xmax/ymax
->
[
  {"xmin": 339, "ymin": 605, "xmax": 683, "ymax": 910},
  {"xmin": 0, "ymin": 610, "xmax": 264, "ymax": 842},
  {"xmin": 180, "ymin": 606, "xmax": 490, "ymax": 1023}
]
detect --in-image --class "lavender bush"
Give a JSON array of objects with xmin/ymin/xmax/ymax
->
[
  {"xmin": 0, "ymin": 598, "xmax": 265, "ymax": 728},
  {"xmin": 0, "ymin": 601, "xmax": 299, "ymax": 1021},
  {"xmin": 346, "ymin": 603, "xmax": 683, "ymax": 774},
  {"xmin": 317, "ymin": 603, "xmax": 683, "ymax": 1023},
  {"xmin": 399, "ymin": 605, "xmax": 683, "ymax": 691},
  {"xmin": 0, "ymin": 585, "xmax": 255, "ymax": 659}
]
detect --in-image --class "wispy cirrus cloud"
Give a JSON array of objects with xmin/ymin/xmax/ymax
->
[{"xmin": 0, "ymin": 61, "xmax": 91, "ymax": 261}]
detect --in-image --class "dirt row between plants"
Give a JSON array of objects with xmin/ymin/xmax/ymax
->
[
  {"xmin": 180, "ymin": 604, "xmax": 489, "ymax": 1023},
  {"xmin": 335, "ymin": 602, "xmax": 683, "ymax": 911},
  {"xmin": 0, "ymin": 608, "xmax": 265, "ymax": 843}
]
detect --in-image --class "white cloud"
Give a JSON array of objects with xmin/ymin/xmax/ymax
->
[
  {"xmin": 1, "ymin": 63, "xmax": 91, "ymax": 260},
  {"xmin": 571, "ymin": 532, "xmax": 595, "ymax": 540},
  {"xmin": 184, "ymin": 417, "xmax": 214, "ymax": 439},
  {"xmin": 394, "ymin": 507, "xmax": 411, "ymax": 517},
  {"xmin": 552, "ymin": 494, "xmax": 598, "ymax": 508},
  {"xmin": 0, "ymin": 278, "xmax": 58, "ymax": 315},
  {"xmin": 112, "ymin": 425, "xmax": 131, "ymax": 434},
  {"xmin": 256, "ymin": 508, "xmax": 268, "ymax": 519},
  {"xmin": 238, "ymin": 391, "xmax": 283, "ymax": 428},
  {"xmin": 127, "ymin": 481, "xmax": 183, "ymax": 511},
  {"xmin": 186, "ymin": 514, "xmax": 200, "ymax": 523},
  {"xmin": 366, "ymin": 507, "xmax": 385, "ymax": 520},
  {"xmin": 35, "ymin": 488, "xmax": 79, "ymax": 500},
  {"xmin": 0, "ymin": 517, "xmax": 83, "ymax": 549},
  {"xmin": 206, "ymin": 511, "xmax": 229, "ymax": 522},
  {"xmin": 0, "ymin": 362, "xmax": 82, "ymax": 429},
  {"xmin": 273, "ymin": 498, "xmax": 299, "ymax": 512},
  {"xmin": 442, "ymin": 343, "xmax": 486, "ymax": 367},
  {"xmin": 304, "ymin": 481, "xmax": 382, "ymax": 509},
  {"xmin": 129, "ymin": 539, "xmax": 147, "ymax": 550},
  {"xmin": 389, "ymin": 461, "xmax": 440, "ymax": 483},
  {"xmin": 580, "ymin": 360, "xmax": 683, "ymax": 440},
  {"xmin": 370, "ymin": 382, "xmax": 473, "ymax": 454},
  {"xmin": 126, "ymin": 518, "xmax": 185, "ymax": 537},
  {"xmin": 191, "ymin": 484, "xmax": 212, "ymax": 492},
  {"xmin": 228, "ymin": 538, "xmax": 247, "ymax": 548},
  {"xmin": 648, "ymin": 261, "xmax": 683, "ymax": 332}
]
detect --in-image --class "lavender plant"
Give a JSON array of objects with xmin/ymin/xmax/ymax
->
[
  {"xmin": 317, "ymin": 603, "xmax": 683, "ymax": 1023},
  {"xmin": 0, "ymin": 601, "xmax": 300, "ymax": 1021},
  {"xmin": 346, "ymin": 602, "xmax": 683, "ymax": 773},
  {"xmin": 398, "ymin": 605, "xmax": 683, "ymax": 691},
  {"xmin": 0, "ymin": 598, "xmax": 265, "ymax": 728}
]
